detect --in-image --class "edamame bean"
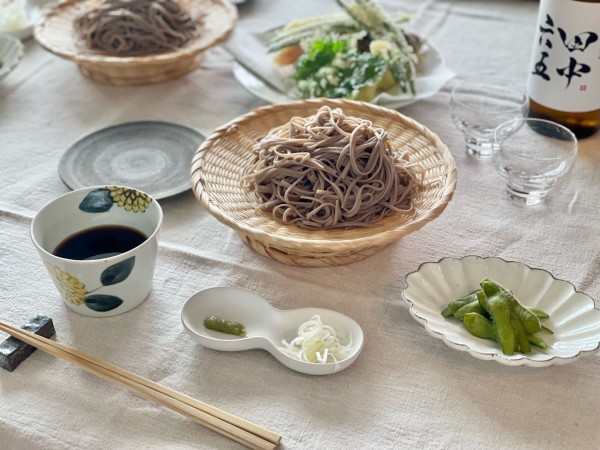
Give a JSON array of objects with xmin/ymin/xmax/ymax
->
[
  {"xmin": 442, "ymin": 278, "xmax": 552, "ymax": 356},
  {"xmin": 511, "ymin": 313, "xmax": 531, "ymax": 354},
  {"xmin": 527, "ymin": 333, "xmax": 549, "ymax": 349},
  {"xmin": 508, "ymin": 297, "xmax": 541, "ymax": 334},
  {"xmin": 527, "ymin": 307, "xmax": 550, "ymax": 319},
  {"xmin": 441, "ymin": 291, "xmax": 480, "ymax": 318},
  {"xmin": 463, "ymin": 313, "xmax": 496, "ymax": 340},
  {"xmin": 481, "ymin": 279, "xmax": 516, "ymax": 355},
  {"xmin": 453, "ymin": 299, "xmax": 485, "ymax": 319}
]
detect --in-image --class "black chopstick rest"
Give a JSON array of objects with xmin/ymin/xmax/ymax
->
[{"xmin": 0, "ymin": 316, "xmax": 56, "ymax": 372}]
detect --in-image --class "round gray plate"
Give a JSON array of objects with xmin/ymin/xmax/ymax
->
[{"xmin": 59, "ymin": 121, "xmax": 205, "ymax": 200}]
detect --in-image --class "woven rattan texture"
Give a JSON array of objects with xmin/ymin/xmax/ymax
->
[
  {"xmin": 191, "ymin": 98, "xmax": 457, "ymax": 266},
  {"xmin": 34, "ymin": 0, "xmax": 237, "ymax": 85}
]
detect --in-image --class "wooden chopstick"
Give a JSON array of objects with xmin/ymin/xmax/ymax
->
[{"xmin": 0, "ymin": 321, "xmax": 281, "ymax": 450}]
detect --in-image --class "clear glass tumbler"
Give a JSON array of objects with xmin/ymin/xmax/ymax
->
[
  {"xmin": 450, "ymin": 76, "xmax": 528, "ymax": 158},
  {"xmin": 493, "ymin": 118, "xmax": 578, "ymax": 206}
]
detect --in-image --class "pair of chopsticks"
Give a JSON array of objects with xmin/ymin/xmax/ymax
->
[{"xmin": 0, "ymin": 321, "xmax": 281, "ymax": 450}]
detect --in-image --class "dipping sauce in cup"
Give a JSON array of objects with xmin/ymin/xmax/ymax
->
[{"xmin": 31, "ymin": 185, "xmax": 163, "ymax": 317}]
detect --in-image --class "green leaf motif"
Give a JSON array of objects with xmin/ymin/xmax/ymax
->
[
  {"xmin": 79, "ymin": 188, "xmax": 114, "ymax": 213},
  {"xmin": 101, "ymin": 256, "xmax": 135, "ymax": 286},
  {"xmin": 85, "ymin": 295, "xmax": 123, "ymax": 312}
]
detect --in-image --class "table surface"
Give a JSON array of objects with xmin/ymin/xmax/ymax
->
[{"xmin": 1, "ymin": 0, "xmax": 600, "ymax": 449}]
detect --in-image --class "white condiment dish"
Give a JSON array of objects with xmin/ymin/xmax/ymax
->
[{"xmin": 181, "ymin": 287, "xmax": 364, "ymax": 375}]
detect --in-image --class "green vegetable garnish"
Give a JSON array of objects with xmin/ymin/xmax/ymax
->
[
  {"xmin": 294, "ymin": 36, "xmax": 388, "ymax": 100},
  {"xmin": 269, "ymin": 0, "xmax": 418, "ymax": 98},
  {"xmin": 337, "ymin": 0, "xmax": 416, "ymax": 95},
  {"xmin": 442, "ymin": 278, "xmax": 552, "ymax": 355},
  {"xmin": 204, "ymin": 316, "xmax": 246, "ymax": 337}
]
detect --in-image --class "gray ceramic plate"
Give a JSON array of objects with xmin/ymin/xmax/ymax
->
[{"xmin": 59, "ymin": 121, "xmax": 205, "ymax": 200}]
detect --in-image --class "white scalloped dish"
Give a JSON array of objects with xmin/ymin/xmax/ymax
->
[{"xmin": 402, "ymin": 256, "xmax": 600, "ymax": 367}]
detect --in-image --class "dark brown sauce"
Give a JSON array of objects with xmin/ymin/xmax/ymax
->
[{"xmin": 53, "ymin": 225, "xmax": 147, "ymax": 260}]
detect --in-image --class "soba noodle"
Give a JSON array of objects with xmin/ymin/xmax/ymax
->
[
  {"xmin": 242, "ymin": 106, "xmax": 425, "ymax": 229},
  {"xmin": 74, "ymin": 0, "xmax": 199, "ymax": 56}
]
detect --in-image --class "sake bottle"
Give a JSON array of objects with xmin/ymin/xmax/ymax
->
[{"xmin": 527, "ymin": 0, "xmax": 600, "ymax": 138}]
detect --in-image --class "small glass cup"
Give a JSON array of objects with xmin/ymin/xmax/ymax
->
[
  {"xmin": 492, "ymin": 118, "xmax": 578, "ymax": 206},
  {"xmin": 450, "ymin": 76, "xmax": 528, "ymax": 158}
]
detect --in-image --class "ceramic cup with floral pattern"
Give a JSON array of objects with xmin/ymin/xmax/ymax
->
[{"xmin": 31, "ymin": 186, "xmax": 163, "ymax": 317}]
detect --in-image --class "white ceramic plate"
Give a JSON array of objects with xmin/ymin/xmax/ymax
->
[
  {"xmin": 181, "ymin": 286, "xmax": 364, "ymax": 375},
  {"xmin": 231, "ymin": 31, "xmax": 455, "ymax": 109},
  {"xmin": 402, "ymin": 256, "xmax": 600, "ymax": 367},
  {"xmin": 0, "ymin": 34, "xmax": 24, "ymax": 80},
  {"xmin": 0, "ymin": 1, "xmax": 42, "ymax": 40}
]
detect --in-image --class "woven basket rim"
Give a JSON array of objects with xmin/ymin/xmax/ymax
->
[
  {"xmin": 191, "ymin": 98, "xmax": 457, "ymax": 251},
  {"xmin": 34, "ymin": 0, "xmax": 237, "ymax": 64}
]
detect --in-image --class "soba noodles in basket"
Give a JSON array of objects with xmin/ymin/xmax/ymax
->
[
  {"xmin": 74, "ymin": 0, "xmax": 199, "ymax": 56},
  {"xmin": 242, "ymin": 106, "xmax": 425, "ymax": 230}
]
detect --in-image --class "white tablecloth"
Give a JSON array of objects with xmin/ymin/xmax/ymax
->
[{"xmin": 1, "ymin": 1, "xmax": 599, "ymax": 449}]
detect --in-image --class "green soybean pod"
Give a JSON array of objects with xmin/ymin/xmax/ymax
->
[
  {"xmin": 481, "ymin": 279, "xmax": 515, "ymax": 355},
  {"xmin": 453, "ymin": 300, "xmax": 485, "ymax": 319},
  {"xmin": 510, "ymin": 313, "xmax": 531, "ymax": 354},
  {"xmin": 481, "ymin": 278, "xmax": 541, "ymax": 335},
  {"xmin": 441, "ymin": 291, "xmax": 480, "ymax": 318},
  {"xmin": 204, "ymin": 316, "xmax": 247, "ymax": 337},
  {"xmin": 476, "ymin": 289, "xmax": 490, "ymax": 315},
  {"xmin": 527, "ymin": 307, "xmax": 550, "ymax": 319},
  {"xmin": 528, "ymin": 333, "xmax": 549, "ymax": 350},
  {"xmin": 507, "ymin": 296, "xmax": 541, "ymax": 335},
  {"xmin": 463, "ymin": 313, "xmax": 496, "ymax": 340},
  {"xmin": 441, "ymin": 306, "xmax": 455, "ymax": 318}
]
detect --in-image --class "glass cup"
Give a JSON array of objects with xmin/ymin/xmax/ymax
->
[
  {"xmin": 31, "ymin": 185, "xmax": 163, "ymax": 317},
  {"xmin": 450, "ymin": 76, "xmax": 528, "ymax": 158},
  {"xmin": 492, "ymin": 118, "xmax": 578, "ymax": 206}
]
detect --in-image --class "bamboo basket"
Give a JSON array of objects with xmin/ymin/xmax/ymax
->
[
  {"xmin": 34, "ymin": 0, "xmax": 237, "ymax": 85},
  {"xmin": 191, "ymin": 99, "xmax": 457, "ymax": 267}
]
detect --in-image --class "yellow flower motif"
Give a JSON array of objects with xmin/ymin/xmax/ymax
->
[
  {"xmin": 107, "ymin": 186, "xmax": 152, "ymax": 213},
  {"xmin": 46, "ymin": 264, "xmax": 87, "ymax": 305}
]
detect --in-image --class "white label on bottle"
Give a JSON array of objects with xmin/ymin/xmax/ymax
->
[{"xmin": 527, "ymin": 0, "xmax": 600, "ymax": 112}]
